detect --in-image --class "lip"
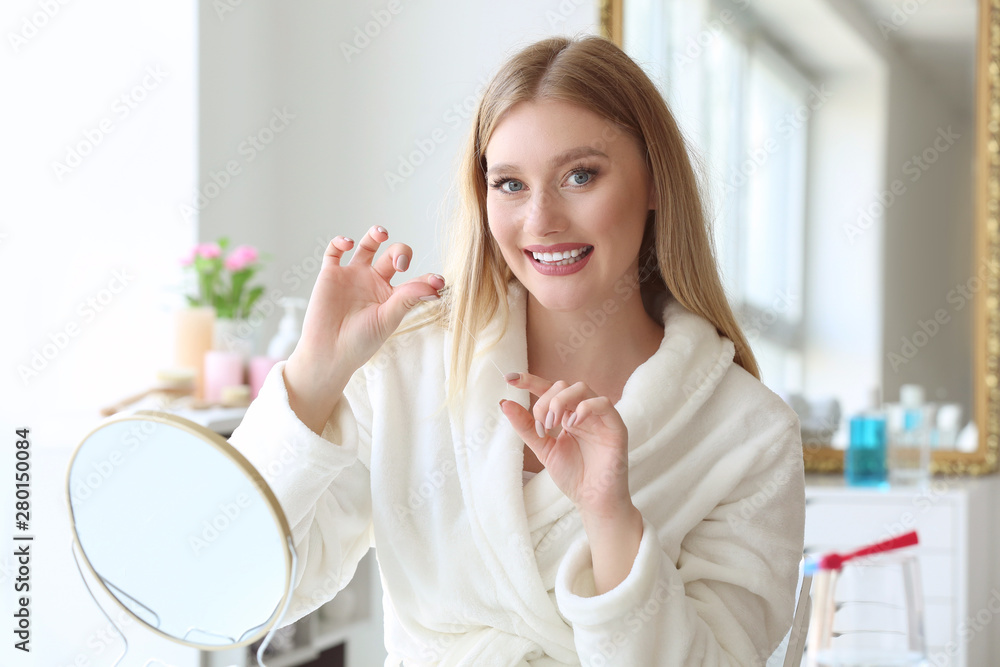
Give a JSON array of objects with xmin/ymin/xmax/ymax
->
[
  {"xmin": 523, "ymin": 243, "xmax": 592, "ymax": 253},
  {"xmin": 524, "ymin": 246, "xmax": 594, "ymax": 276}
]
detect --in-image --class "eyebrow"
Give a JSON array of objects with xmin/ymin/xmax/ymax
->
[{"xmin": 484, "ymin": 146, "xmax": 610, "ymax": 178}]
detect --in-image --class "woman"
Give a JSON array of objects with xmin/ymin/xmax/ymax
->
[{"xmin": 230, "ymin": 34, "xmax": 805, "ymax": 665}]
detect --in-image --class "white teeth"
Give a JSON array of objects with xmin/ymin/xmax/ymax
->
[{"xmin": 531, "ymin": 246, "xmax": 591, "ymax": 263}]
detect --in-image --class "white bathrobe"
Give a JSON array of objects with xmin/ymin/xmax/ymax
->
[{"xmin": 228, "ymin": 281, "xmax": 805, "ymax": 666}]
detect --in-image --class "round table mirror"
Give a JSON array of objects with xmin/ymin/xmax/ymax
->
[{"xmin": 65, "ymin": 409, "xmax": 295, "ymax": 653}]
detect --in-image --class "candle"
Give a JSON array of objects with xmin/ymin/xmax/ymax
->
[
  {"xmin": 174, "ymin": 306, "xmax": 215, "ymax": 400},
  {"xmin": 203, "ymin": 350, "xmax": 244, "ymax": 404},
  {"xmin": 248, "ymin": 356, "xmax": 280, "ymax": 400}
]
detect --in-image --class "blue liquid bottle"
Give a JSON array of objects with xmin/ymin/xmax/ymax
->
[{"xmin": 845, "ymin": 389, "xmax": 888, "ymax": 488}]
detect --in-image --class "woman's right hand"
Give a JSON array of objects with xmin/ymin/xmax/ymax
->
[{"xmin": 284, "ymin": 225, "xmax": 444, "ymax": 419}]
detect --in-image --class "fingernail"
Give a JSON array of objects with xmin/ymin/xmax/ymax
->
[
  {"xmin": 504, "ymin": 372, "xmax": 519, "ymax": 383},
  {"xmin": 545, "ymin": 410, "xmax": 554, "ymax": 431},
  {"xmin": 432, "ymin": 274, "xmax": 444, "ymax": 283},
  {"xmin": 376, "ymin": 226, "xmax": 387, "ymax": 235},
  {"xmin": 395, "ymin": 255, "xmax": 409, "ymax": 271},
  {"xmin": 499, "ymin": 399, "xmax": 506, "ymax": 411},
  {"xmin": 418, "ymin": 294, "xmax": 439, "ymax": 301},
  {"xmin": 535, "ymin": 420, "xmax": 545, "ymax": 438},
  {"xmin": 567, "ymin": 412, "xmax": 577, "ymax": 428},
  {"xmin": 344, "ymin": 237, "xmax": 354, "ymax": 244}
]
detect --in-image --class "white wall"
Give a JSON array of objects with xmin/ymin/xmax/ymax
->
[
  {"xmin": 198, "ymin": 0, "xmax": 603, "ymax": 357},
  {"xmin": 2, "ymin": 0, "xmax": 198, "ymax": 436},
  {"xmin": 1, "ymin": 2, "xmax": 201, "ymax": 665}
]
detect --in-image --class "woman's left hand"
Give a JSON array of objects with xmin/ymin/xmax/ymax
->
[{"xmin": 500, "ymin": 372, "xmax": 633, "ymax": 517}]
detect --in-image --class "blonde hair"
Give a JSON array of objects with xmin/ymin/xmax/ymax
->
[{"xmin": 390, "ymin": 34, "xmax": 759, "ymax": 417}]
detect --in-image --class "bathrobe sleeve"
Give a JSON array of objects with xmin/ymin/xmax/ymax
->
[
  {"xmin": 227, "ymin": 359, "xmax": 375, "ymax": 627},
  {"xmin": 554, "ymin": 419, "xmax": 805, "ymax": 666}
]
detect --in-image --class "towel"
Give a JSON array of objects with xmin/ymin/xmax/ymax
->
[{"xmin": 228, "ymin": 280, "xmax": 805, "ymax": 665}]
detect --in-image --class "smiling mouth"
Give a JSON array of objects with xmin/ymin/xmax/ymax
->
[{"xmin": 525, "ymin": 246, "xmax": 594, "ymax": 266}]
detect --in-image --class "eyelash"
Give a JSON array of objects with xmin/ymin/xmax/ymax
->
[{"xmin": 488, "ymin": 164, "xmax": 600, "ymax": 193}]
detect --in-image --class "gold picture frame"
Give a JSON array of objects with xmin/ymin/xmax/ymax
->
[{"xmin": 602, "ymin": 0, "xmax": 1000, "ymax": 475}]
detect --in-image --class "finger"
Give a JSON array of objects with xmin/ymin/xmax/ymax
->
[
  {"xmin": 567, "ymin": 395, "xmax": 616, "ymax": 431},
  {"xmin": 373, "ymin": 242, "xmax": 413, "ymax": 283},
  {"xmin": 504, "ymin": 371, "xmax": 556, "ymax": 400},
  {"xmin": 321, "ymin": 236, "xmax": 355, "ymax": 269},
  {"xmin": 499, "ymin": 399, "xmax": 554, "ymax": 460},
  {"xmin": 543, "ymin": 381, "xmax": 592, "ymax": 432},
  {"xmin": 506, "ymin": 372, "xmax": 592, "ymax": 435},
  {"xmin": 347, "ymin": 225, "xmax": 388, "ymax": 266}
]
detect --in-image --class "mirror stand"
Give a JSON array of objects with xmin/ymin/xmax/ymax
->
[
  {"xmin": 70, "ymin": 538, "xmax": 130, "ymax": 667},
  {"xmin": 71, "ymin": 534, "xmax": 299, "ymax": 667},
  {"xmin": 249, "ymin": 536, "xmax": 299, "ymax": 666}
]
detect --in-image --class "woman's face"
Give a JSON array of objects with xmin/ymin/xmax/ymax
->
[{"xmin": 484, "ymin": 98, "xmax": 655, "ymax": 312}]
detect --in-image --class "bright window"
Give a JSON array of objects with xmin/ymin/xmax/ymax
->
[{"xmin": 627, "ymin": 0, "xmax": 810, "ymax": 395}]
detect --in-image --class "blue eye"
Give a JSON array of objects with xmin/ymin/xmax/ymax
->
[
  {"xmin": 569, "ymin": 168, "xmax": 597, "ymax": 186},
  {"xmin": 503, "ymin": 180, "xmax": 525, "ymax": 193}
]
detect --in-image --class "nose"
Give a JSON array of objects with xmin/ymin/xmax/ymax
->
[{"xmin": 522, "ymin": 186, "xmax": 567, "ymax": 237}]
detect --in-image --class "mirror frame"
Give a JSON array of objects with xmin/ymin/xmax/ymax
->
[
  {"xmin": 65, "ymin": 409, "xmax": 295, "ymax": 650},
  {"xmin": 601, "ymin": 0, "xmax": 999, "ymax": 475}
]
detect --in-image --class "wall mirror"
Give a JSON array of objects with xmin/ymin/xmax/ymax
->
[
  {"xmin": 602, "ymin": 0, "xmax": 998, "ymax": 475},
  {"xmin": 65, "ymin": 409, "xmax": 296, "ymax": 661}
]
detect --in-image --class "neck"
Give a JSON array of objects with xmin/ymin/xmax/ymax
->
[{"xmin": 524, "ymin": 281, "xmax": 665, "ymax": 398}]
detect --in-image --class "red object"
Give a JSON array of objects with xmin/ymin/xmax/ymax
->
[{"xmin": 813, "ymin": 531, "xmax": 919, "ymax": 572}]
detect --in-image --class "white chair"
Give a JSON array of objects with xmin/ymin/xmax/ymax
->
[{"xmin": 767, "ymin": 560, "xmax": 813, "ymax": 667}]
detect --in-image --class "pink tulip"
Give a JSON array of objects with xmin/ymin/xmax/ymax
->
[
  {"xmin": 225, "ymin": 245, "xmax": 259, "ymax": 271},
  {"xmin": 197, "ymin": 242, "xmax": 222, "ymax": 259}
]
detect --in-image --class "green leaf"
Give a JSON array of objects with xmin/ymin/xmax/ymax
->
[{"xmin": 242, "ymin": 285, "xmax": 265, "ymax": 317}]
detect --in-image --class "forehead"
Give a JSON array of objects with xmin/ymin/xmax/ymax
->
[{"xmin": 484, "ymin": 99, "xmax": 637, "ymax": 163}]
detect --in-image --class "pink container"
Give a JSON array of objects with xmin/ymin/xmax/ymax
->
[
  {"xmin": 204, "ymin": 350, "xmax": 244, "ymax": 404},
  {"xmin": 248, "ymin": 356, "xmax": 280, "ymax": 400}
]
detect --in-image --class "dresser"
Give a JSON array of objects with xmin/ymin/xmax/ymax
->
[{"xmin": 803, "ymin": 474, "xmax": 1000, "ymax": 665}]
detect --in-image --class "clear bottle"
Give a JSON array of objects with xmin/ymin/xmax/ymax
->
[
  {"xmin": 266, "ymin": 297, "xmax": 307, "ymax": 361},
  {"xmin": 845, "ymin": 387, "xmax": 888, "ymax": 488},
  {"xmin": 888, "ymin": 384, "xmax": 932, "ymax": 487}
]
